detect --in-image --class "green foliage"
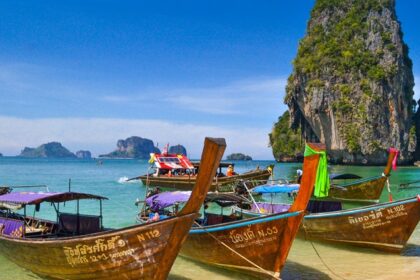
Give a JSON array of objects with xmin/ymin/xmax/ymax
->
[
  {"xmin": 342, "ymin": 125, "xmax": 361, "ymax": 153},
  {"xmin": 269, "ymin": 111, "xmax": 304, "ymax": 160}
]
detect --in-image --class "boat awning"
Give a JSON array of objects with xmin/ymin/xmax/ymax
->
[
  {"xmin": 252, "ymin": 184, "xmax": 300, "ymax": 194},
  {"xmin": 0, "ymin": 192, "xmax": 108, "ymax": 210},
  {"xmin": 205, "ymin": 193, "xmax": 250, "ymax": 207},
  {"xmin": 330, "ymin": 173, "xmax": 362, "ymax": 180},
  {"xmin": 154, "ymin": 154, "xmax": 195, "ymax": 170},
  {"xmin": 145, "ymin": 191, "xmax": 249, "ymax": 210},
  {"xmin": 146, "ymin": 191, "xmax": 192, "ymax": 211}
]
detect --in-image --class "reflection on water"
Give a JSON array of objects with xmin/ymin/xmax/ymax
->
[{"xmin": 0, "ymin": 158, "xmax": 419, "ymax": 279}]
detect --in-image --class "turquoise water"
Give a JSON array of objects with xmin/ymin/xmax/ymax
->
[{"xmin": 0, "ymin": 157, "xmax": 419, "ymax": 279}]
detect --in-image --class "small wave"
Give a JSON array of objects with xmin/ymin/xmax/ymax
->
[{"xmin": 117, "ymin": 176, "xmax": 138, "ymax": 184}]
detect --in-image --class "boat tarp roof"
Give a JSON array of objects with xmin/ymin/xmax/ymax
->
[
  {"xmin": 205, "ymin": 193, "xmax": 249, "ymax": 207},
  {"xmin": 252, "ymin": 184, "xmax": 300, "ymax": 194},
  {"xmin": 330, "ymin": 173, "xmax": 362, "ymax": 180},
  {"xmin": 145, "ymin": 191, "xmax": 249, "ymax": 210},
  {"xmin": 154, "ymin": 154, "xmax": 194, "ymax": 170},
  {"xmin": 0, "ymin": 192, "xmax": 107, "ymax": 210},
  {"xmin": 146, "ymin": 191, "xmax": 191, "ymax": 211}
]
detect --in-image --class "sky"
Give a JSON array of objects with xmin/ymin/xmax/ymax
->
[{"xmin": 0, "ymin": 1, "xmax": 419, "ymax": 159}]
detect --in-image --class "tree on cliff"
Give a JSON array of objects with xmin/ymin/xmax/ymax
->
[{"xmin": 272, "ymin": 0, "xmax": 415, "ymax": 164}]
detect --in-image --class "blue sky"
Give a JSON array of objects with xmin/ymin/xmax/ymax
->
[{"xmin": 0, "ymin": 0, "xmax": 418, "ymax": 159}]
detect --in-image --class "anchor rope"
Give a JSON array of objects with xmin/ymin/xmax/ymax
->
[
  {"xmin": 193, "ymin": 221, "xmax": 279, "ymax": 279},
  {"xmin": 302, "ymin": 224, "xmax": 347, "ymax": 280}
]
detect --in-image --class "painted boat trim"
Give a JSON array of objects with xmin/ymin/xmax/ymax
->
[
  {"xmin": 305, "ymin": 196, "xmax": 419, "ymax": 219},
  {"xmin": 190, "ymin": 210, "xmax": 302, "ymax": 234}
]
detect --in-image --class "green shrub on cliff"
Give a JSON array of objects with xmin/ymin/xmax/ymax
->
[{"xmin": 269, "ymin": 111, "xmax": 304, "ymax": 161}]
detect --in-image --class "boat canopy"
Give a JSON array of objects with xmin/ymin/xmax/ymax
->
[
  {"xmin": 153, "ymin": 153, "xmax": 194, "ymax": 170},
  {"xmin": 145, "ymin": 191, "xmax": 249, "ymax": 211},
  {"xmin": 205, "ymin": 193, "xmax": 249, "ymax": 207},
  {"xmin": 252, "ymin": 184, "xmax": 300, "ymax": 194},
  {"xmin": 330, "ymin": 173, "xmax": 362, "ymax": 180},
  {"xmin": 146, "ymin": 191, "xmax": 191, "ymax": 211},
  {"xmin": 0, "ymin": 191, "xmax": 107, "ymax": 210}
]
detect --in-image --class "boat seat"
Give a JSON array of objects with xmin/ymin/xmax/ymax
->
[
  {"xmin": 0, "ymin": 217, "xmax": 24, "ymax": 237},
  {"xmin": 307, "ymin": 200, "xmax": 342, "ymax": 214},
  {"xmin": 205, "ymin": 213, "xmax": 223, "ymax": 225},
  {"xmin": 59, "ymin": 213, "xmax": 101, "ymax": 235}
]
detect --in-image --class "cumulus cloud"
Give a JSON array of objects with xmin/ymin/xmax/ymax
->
[{"xmin": 0, "ymin": 116, "xmax": 273, "ymax": 159}]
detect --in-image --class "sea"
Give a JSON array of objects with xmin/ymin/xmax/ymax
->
[{"xmin": 0, "ymin": 157, "xmax": 419, "ymax": 280}]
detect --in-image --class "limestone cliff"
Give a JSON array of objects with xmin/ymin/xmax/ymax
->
[
  {"xmin": 283, "ymin": 0, "xmax": 415, "ymax": 164},
  {"xmin": 168, "ymin": 145, "xmax": 187, "ymax": 156},
  {"xmin": 19, "ymin": 142, "xmax": 76, "ymax": 158},
  {"xmin": 75, "ymin": 150, "xmax": 92, "ymax": 159},
  {"xmin": 100, "ymin": 136, "xmax": 160, "ymax": 159},
  {"xmin": 226, "ymin": 153, "xmax": 253, "ymax": 161}
]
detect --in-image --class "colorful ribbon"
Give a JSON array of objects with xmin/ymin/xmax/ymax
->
[
  {"xmin": 304, "ymin": 144, "xmax": 330, "ymax": 198},
  {"xmin": 389, "ymin": 147, "xmax": 399, "ymax": 171}
]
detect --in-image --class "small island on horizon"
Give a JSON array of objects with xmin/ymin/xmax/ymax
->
[{"xmin": 226, "ymin": 153, "xmax": 252, "ymax": 161}]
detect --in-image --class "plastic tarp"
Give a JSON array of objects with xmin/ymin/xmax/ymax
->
[{"xmin": 252, "ymin": 184, "xmax": 300, "ymax": 194}]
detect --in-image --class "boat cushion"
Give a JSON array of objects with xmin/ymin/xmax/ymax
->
[{"xmin": 0, "ymin": 218, "xmax": 24, "ymax": 237}]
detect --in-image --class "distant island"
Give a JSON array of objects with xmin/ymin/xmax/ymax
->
[
  {"xmin": 168, "ymin": 144, "xmax": 187, "ymax": 156},
  {"xmin": 19, "ymin": 142, "xmax": 77, "ymax": 158},
  {"xmin": 75, "ymin": 150, "xmax": 92, "ymax": 159},
  {"xmin": 226, "ymin": 153, "xmax": 252, "ymax": 161},
  {"xmin": 0, "ymin": 153, "xmax": 3, "ymax": 157},
  {"xmin": 99, "ymin": 136, "xmax": 160, "ymax": 159}
]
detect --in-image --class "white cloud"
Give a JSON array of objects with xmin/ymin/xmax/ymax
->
[
  {"xmin": 103, "ymin": 77, "xmax": 287, "ymax": 115},
  {"xmin": 414, "ymin": 75, "xmax": 420, "ymax": 101},
  {"xmin": 0, "ymin": 116, "xmax": 273, "ymax": 159}
]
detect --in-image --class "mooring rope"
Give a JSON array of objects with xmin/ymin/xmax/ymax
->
[
  {"xmin": 193, "ymin": 221, "xmax": 279, "ymax": 279},
  {"xmin": 302, "ymin": 224, "xmax": 347, "ymax": 280}
]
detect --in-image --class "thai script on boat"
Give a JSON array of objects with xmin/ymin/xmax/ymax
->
[
  {"xmin": 348, "ymin": 204, "xmax": 408, "ymax": 229},
  {"xmin": 348, "ymin": 210, "xmax": 383, "ymax": 224},
  {"xmin": 229, "ymin": 226, "xmax": 278, "ymax": 248},
  {"xmin": 63, "ymin": 236, "xmax": 126, "ymax": 266},
  {"xmin": 63, "ymin": 229, "xmax": 162, "ymax": 267}
]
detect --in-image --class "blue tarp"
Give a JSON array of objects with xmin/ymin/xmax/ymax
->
[{"xmin": 252, "ymin": 184, "xmax": 300, "ymax": 194}]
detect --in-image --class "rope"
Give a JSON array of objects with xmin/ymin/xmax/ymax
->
[
  {"xmin": 302, "ymin": 224, "xmax": 347, "ymax": 280},
  {"xmin": 193, "ymin": 221, "xmax": 279, "ymax": 279}
]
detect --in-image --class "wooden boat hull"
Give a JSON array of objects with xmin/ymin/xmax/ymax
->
[
  {"xmin": 301, "ymin": 196, "xmax": 420, "ymax": 253},
  {"xmin": 233, "ymin": 197, "xmax": 420, "ymax": 253},
  {"xmin": 0, "ymin": 213, "xmax": 197, "ymax": 280},
  {"xmin": 140, "ymin": 169, "xmax": 271, "ymax": 192},
  {"xmin": 180, "ymin": 211, "xmax": 304, "ymax": 279},
  {"xmin": 329, "ymin": 175, "xmax": 387, "ymax": 203}
]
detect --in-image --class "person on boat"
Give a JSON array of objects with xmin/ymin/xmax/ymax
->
[
  {"xmin": 296, "ymin": 169, "xmax": 303, "ymax": 183},
  {"xmin": 151, "ymin": 212, "xmax": 160, "ymax": 221},
  {"xmin": 227, "ymin": 165, "xmax": 235, "ymax": 176}
]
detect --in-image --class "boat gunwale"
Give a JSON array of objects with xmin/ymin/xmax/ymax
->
[
  {"xmin": 0, "ymin": 213, "xmax": 197, "ymax": 244},
  {"xmin": 190, "ymin": 210, "xmax": 303, "ymax": 234},
  {"xmin": 232, "ymin": 196, "xmax": 420, "ymax": 219}
]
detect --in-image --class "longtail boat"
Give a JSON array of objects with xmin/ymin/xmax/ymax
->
[
  {"xmin": 127, "ymin": 152, "xmax": 272, "ymax": 192},
  {"xmin": 0, "ymin": 137, "xmax": 226, "ymax": 280},
  {"xmin": 327, "ymin": 148, "xmax": 399, "ymax": 203},
  {"xmin": 232, "ymin": 194, "xmax": 420, "ymax": 253},
  {"xmin": 178, "ymin": 143, "xmax": 324, "ymax": 278}
]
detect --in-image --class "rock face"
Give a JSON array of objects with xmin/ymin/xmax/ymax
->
[
  {"xmin": 168, "ymin": 145, "xmax": 187, "ymax": 156},
  {"xmin": 75, "ymin": 150, "xmax": 92, "ymax": 159},
  {"xmin": 283, "ymin": 0, "xmax": 415, "ymax": 164},
  {"xmin": 100, "ymin": 136, "xmax": 160, "ymax": 159},
  {"xmin": 19, "ymin": 142, "xmax": 76, "ymax": 158},
  {"xmin": 226, "ymin": 153, "xmax": 253, "ymax": 161}
]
